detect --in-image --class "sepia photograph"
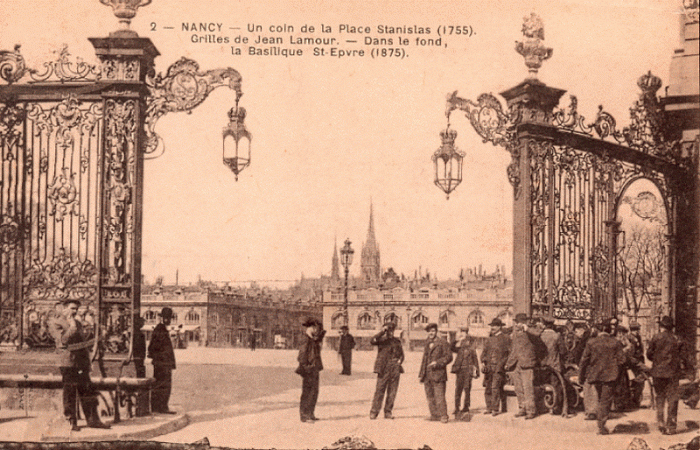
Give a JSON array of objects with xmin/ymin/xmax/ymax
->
[{"xmin": 1, "ymin": 0, "xmax": 698, "ymax": 448}]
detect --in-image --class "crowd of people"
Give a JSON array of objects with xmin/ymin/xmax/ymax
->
[{"xmin": 296, "ymin": 313, "xmax": 697, "ymax": 436}]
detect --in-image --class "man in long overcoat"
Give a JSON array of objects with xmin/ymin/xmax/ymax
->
[
  {"xmin": 450, "ymin": 326, "xmax": 479, "ymax": 420},
  {"xmin": 148, "ymin": 307, "xmax": 177, "ymax": 414},
  {"xmin": 481, "ymin": 318, "xmax": 510, "ymax": 415},
  {"xmin": 418, "ymin": 323, "xmax": 453, "ymax": 423},
  {"xmin": 369, "ymin": 321, "xmax": 404, "ymax": 419},
  {"xmin": 647, "ymin": 315, "xmax": 695, "ymax": 435},
  {"xmin": 48, "ymin": 299, "xmax": 110, "ymax": 431},
  {"xmin": 297, "ymin": 317, "xmax": 325, "ymax": 422},
  {"xmin": 579, "ymin": 319, "xmax": 624, "ymax": 435},
  {"xmin": 338, "ymin": 325, "xmax": 356, "ymax": 375},
  {"xmin": 505, "ymin": 313, "xmax": 542, "ymax": 419}
]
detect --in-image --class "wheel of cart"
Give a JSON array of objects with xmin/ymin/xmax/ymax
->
[{"xmin": 533, "ymin": 365, "xmax": 572, "ymax": 417}]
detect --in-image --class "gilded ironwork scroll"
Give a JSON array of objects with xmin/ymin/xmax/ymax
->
[{"xmin": 145, "ymin": 58, "xmax": 243, "ymax": 155}]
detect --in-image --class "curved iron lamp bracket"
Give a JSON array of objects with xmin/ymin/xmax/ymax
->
[
  {"xmin": 445, "ymin": 90, "xmax": 517, "ymax": 149},
  {"xmin": 144, "ymin": 57, "xmax": 243, "ymax": 158}
]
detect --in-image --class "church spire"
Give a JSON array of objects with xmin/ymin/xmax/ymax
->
[
  {"xmin": 331, "ymin": 236, "xmax": 340, "ymax": 283},
  {"xmin": 367, "ymin": 199, "xmax": 376, "ymax": 244},
  {"xmin": 361, "ymin": 200, "xmax": 381, "ymax": 286}
]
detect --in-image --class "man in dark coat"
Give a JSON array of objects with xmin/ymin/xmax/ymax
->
[
  {"xmin": 647, "ymin": 315, "xmax": 695, "ymax": 435},
  {"xmin": 369, "ymin": 321, "xmax": 404, "ymax": 419},
  {"xmin": 450, "ymin": 326, "xmax": 479, "ymax": 420},
  {"xmin": 579, "ymin": 319, "xmax": 625, "ymax": 435},
  {"xmin": 482, "ymin": 318, "xmax": 510, "ymax": 416},
  {"xmin": 627, "ymin": 320, "xmax": 646, "ymax": 408},
  {"xmin": 505, "ymin": 313, "xmax": 541, "ymax": 419},
  {"xmin": 419, "ymin": 323, "xmax": 453, "ymax": 423},
  {"xmin": 297, "ymin": 317, "xmax": 325, "ymax": 422},
  {"xmin": 148, "ymin": 307, "xmax": 177, "ymax": 414},
  {"xmin": 48, "ymin": 299, "xmax": 110, "ymax": 431},
  {"xmin": 338, "ymin": 325, "xmax": 356, "ymax": 375}
]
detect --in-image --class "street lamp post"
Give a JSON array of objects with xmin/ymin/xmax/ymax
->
[{"xmin": 339, "ymin": 239, "xmax": 354, "ymax": 326}]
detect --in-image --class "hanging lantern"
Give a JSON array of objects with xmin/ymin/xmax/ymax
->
[
  {"xmin": 432, "ymin": 125, "xmax": 464, "ymax": 199},
  {"xmin": 222, "ymin": 99, "xmax": 252, "ymax": 181}
]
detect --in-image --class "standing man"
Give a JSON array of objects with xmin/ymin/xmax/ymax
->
[
  {"xmin": 418, "ymin": 323, "xmax": 453, "ymax": 423},
  {"xmin": 505, "ymin": 313, "xmax": 540, "ymax": 420},
  {"xmin": 338, "ymin": 325, "xmax": 356, "ymax": 375},
  {"xmin": 450, "ymin": 327, "xmax": 479, "ymax": 421},
  {"xmin": 578, "ymin": 319, "xmax": 624, "ymax": 435},
  {"xmin": 481, "ymin": 318, "xmax": 510, "ymax": 416},
  {"xmin": 48, "ymin": 299, "xmax": 110, "ymax": 431},
  {"xmin": 369, "ymin": 321, "xmax": 404, "ymax": 419},
  {"xmin": 148, "ymin": 307, "xmax": 177, "ymax": 414},
  {"xmin": 627, "ymin": 320, "xmax": 646, "ymax": 409},
  {"xmin": 296, "ymin": 317, "xmax": 325, "ymax": 422},
  {"xmin": 647, "ymin": 316, "xmax": 695, "ymax": 435}
]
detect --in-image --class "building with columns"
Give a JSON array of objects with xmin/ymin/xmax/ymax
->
[
  {"xmin": 323, "ymin": 283, "xmax": 513, "ymax": 351},
  {"xmin": 141, "ymin": 286, "xmax": 321, "ymax": 349}
]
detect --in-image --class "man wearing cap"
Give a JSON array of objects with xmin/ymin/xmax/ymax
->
[
  {"xmin": 578, "ymin": 319, "xmax": 625, "ymax": 435},
  {"xmin": 505, "ymin": 313, "xmax": 540, "ymax": 419},
  {"xmin": 148, "ymin": 307, "xmax": 177, "ymax": 414},
  {"xmin": 481, "ymin": 317, "xmax": 510, "ymax": 415},
  {"xmin": 369, "ymin": 321, "xmax": 404, "ymax": 419},
  {"xmin": 647, "ymin": 315, "xmax": 695, "ymax": 435},
  {"xmin": 338, "ymin": 325, "xmax": 355, "ymax": 375},
  {"xmin": 297, "ymin": 317, "xmax": 326, "ymax": 422},
  {"xmin": 419, "ymin": 323, "xmax": 453, "ymax": 423},
  {"xmin": 48, "ymin": 299, "xmax": 110, "ymax": 431},
  {"xmin": 450, "ymin": 326, "xmax": 479, "ymax": 421}
]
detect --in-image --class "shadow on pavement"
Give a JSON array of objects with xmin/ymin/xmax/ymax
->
[{"xmin": 612, "ymin": 421, "xmax": 650, "ymax": 434}]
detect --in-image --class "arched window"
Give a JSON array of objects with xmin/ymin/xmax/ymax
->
[
  {"xmin": 171, "ymin": 312, "xmax": 178, "ymax": 324},
  {"xmin": 411, "ymin": 311, "xmax": 429, "ymax": 330},
  {"xmin": 212, "ymin": 312, "xmax": 219, "ymax": 324},
  {"xmin": 384, "ymin": 312, "xmax": 400, "ymax": 329},
  {"xmin": 144, "ymin": 310, "xmax": 157, "ymax": 323},
  {"xmin": 186, "ymin": 310, "xmax": 200, "ymax": 324},
  {"xmin": 468, "ymin": 310, "xmax": 485, "ymax": 327},
  {"xmin": 439, "ymin": 310, "xmax": 456, "ymax": 328},
  {"xmin": 331, "ymin": 312, "xmax": 345, "ymax": 329},
  {"xmin": 357, "ymin": 312, "xmax": 375, "ymax": 330}
]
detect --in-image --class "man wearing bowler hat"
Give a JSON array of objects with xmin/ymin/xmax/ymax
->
[
  {"xmin": 48, "ymin": 299, "xmax": 110, "ymax": 431},
  {"xmin": 369, "ymin": 320, "xmax": 404, "ymax": 419},
  {"xmin": 148, "ymin": 307, "xmax": 177, "ymax": 414},
  {"xmin": 481, "ymin": 317, "xmax": 510, "ymax": 415},
  {"xmin": 296, "ymin": 317, "xmax": 325, "ymax": 422},
  {"xmin": 647, "ymin": 315, "xmax": 695, "ymax": 435},
  {"xmin": 338, "ymin": 325, "xmax": 355, "ymax": 375},
  {"xmin": 450, "ymin": 326, "xmax": 479, "ymax": 420},
  {"xmin": 419, "ymin": 322, "xmax": 452, "ymax": 423}
]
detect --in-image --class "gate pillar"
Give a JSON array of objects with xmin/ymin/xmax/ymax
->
[
  {"xmin": 88, "ymin": 35, "xmax": 160, "ymax": 375},
  {"xmin": 499, "ymin": 80, "xmax": 565, "ymax": 317}
]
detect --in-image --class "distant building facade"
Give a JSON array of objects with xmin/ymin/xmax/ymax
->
[
  {"xmin": 322, "ymin": 284, "xmax": 513, "ymax": 351},
  {"xmin": 141, "ymin": 286, "xmax": 322, "ymax": 349}
]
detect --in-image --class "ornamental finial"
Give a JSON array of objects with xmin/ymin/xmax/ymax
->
[
  {"xmin": 515, "ymin": 13, "xmax": 553, "ymax": 80},
  {"xmin": 99, "ymin": 0, "xmax": 153, "ymax": 35}
]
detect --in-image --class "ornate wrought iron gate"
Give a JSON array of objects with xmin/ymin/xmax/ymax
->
[
  {"xmin": 0, "ymin": 46, "xmax": 148, "ymax": 360},
  {"xmin": 445, "ymin": 13, "xmax": 698, "ymax": 342},
  {"xmin": 1, "ymin": 6, "xmax": 244, "ymax": 373}
]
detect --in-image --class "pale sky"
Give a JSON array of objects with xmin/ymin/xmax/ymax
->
[{"xmin": 1, "ymin": 0, "xmax": 682, "ymax": 285}]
